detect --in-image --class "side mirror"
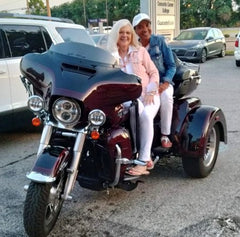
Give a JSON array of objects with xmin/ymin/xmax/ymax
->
[{"xmin": 206, "ymin": 36, "xmax": 214, "ymax": 41}]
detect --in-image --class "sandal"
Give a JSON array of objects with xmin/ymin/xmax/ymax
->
[
  {"xmin": 125, "ymin": 165, "xmax": 150, "ymax": 176},
  {"xmin": 161, "ymin": 136, "xmax": 172, "ymax": 148},
  {"xmin": 147, "ymin": 160, "xmax": 154, "ymax": 170}
]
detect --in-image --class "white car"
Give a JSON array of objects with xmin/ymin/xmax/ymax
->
[
  {"xmin": 234, "ymin": 31, "xmax": 240, "ymax": 67},
  {"xmin": 0, "ymin": 14, "xmax": 95, "ymax": 131}
]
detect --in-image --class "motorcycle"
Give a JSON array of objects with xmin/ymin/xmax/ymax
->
[{"xmin": 20, "ymin": 42, "xmax": 227, "ymax": 237}]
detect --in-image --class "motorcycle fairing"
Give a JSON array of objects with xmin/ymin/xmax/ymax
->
[{"xmin": 20, "ymin": 42, "xmax": 142, "ymax": 113}]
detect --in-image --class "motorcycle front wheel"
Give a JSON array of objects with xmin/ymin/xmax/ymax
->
[{"xmin": 23, "ymin": 174, "xmax": 65, "ymax": 237}]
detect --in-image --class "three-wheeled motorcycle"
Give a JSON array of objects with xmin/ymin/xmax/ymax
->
[{"xmin": 20, "ymin": 42, "xmax": 227, "ymax": 237}]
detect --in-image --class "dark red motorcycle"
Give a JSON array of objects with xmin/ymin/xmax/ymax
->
[{"xmin": 20, "ymin": 42, "xmax": 227, "ymax": 237}]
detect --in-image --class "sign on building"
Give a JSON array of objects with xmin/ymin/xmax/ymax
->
[{"xmin": 140, "ymin": 0, "xmax": 180, "ymax": 41}]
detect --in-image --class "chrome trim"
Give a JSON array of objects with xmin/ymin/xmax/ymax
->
[
  {"xmin": 26, "ymin": 171, "xmax": 56, "ymax": 183},
  {"xmin": 61, "ymin": 132, "xmax": 77, "ymax": 137},
  {"xmin": 61, "ymin": 129, "xmax": 87, "ymax": 200},
  {"xmin": 109, "ymin": 146, "xmax": 160, "ymax": 187},
  {"xmin": 28, "ymin": 95, "xmax": 44, "ymax": 112},
  {"xmin": 24, "ymin": 185, "xmax": 29, "ymax": 191},
  {"xmin": 88, "ymin": 109, "xmax": 106, "ymax": 126},
  {"xmin": 109, "ymin": 144, "xmax": 122, "ymax": 187},
  {"xmin": 109, "ymin": 145, "xmax": 146, "ymax": 187},
  {"xmin": 37, "ymin": 124, "xmax": 53, "ymax": 156}
]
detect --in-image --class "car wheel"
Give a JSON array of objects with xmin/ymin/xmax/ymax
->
[
  {"xmin": 218, "ymin": 45, "xmax": 226, "ymax": 57},
  {"xmin": 236, "ymin": 60, "xmax": 240, "ymax": 67},
  {"xmin": 182, "ymin": 124, "xmax": 220, "ymax": 178},
  {"xmin": 200, "ymin": 48, "xmax": 207, "ymax": 63}
]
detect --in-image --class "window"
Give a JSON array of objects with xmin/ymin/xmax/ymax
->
[
  {"xmin": 41, "ymin": 27, "xmax": 53, "ymax": 49},
  {"xmin": 56, "ymin": 27, "xmax": 95, "ymax": 45},
  {"xmin": 2, "ymin": 25, "xmax": 51, "ymax": 57},
  {"xmin": 207, "ymin": 29, "xmax": 215, "ymax": 39},
  {"xmin": 0, "ymin": 29, "xmax": 11, "ymax": 58},
  {"xmin": 0, "ymin": 30, "xmax": 4, "ymax": 58}
]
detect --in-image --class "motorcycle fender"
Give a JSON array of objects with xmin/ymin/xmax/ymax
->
[
  {"xmin": 178, "ymin": 105, "xmax": 227, "ymax": 158},
  {"xmin": 27, "ymin": 148, "xmax": 70, "ymax": 183}
]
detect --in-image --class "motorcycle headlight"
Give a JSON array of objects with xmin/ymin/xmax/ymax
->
[
  {"xmin": 88, "ymin": 109, "xmax": 106, "ymax": 126},
  {"xmin": 52, "ymin": 97, "xmax": 81, "ymax": 126},
  {"xmin": 28, "ymin": 95, "xmax": 44, "ymax": 112}
]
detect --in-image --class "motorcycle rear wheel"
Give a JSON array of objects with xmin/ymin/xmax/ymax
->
[
  {"xmin": 182, "ymin": 124, "xmax": 220, "ymax": 178},
  {"xmin": 23, "ymin": 175, "xmax": 65, "ymax": 237}
]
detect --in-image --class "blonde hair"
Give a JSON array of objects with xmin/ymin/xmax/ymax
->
[{"xmin": 107, "ymin": 19, "xmax": 140, "ymax": 53}]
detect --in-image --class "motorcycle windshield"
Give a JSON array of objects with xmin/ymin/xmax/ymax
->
[{"xmin": 20, "ymin": 42, "xmax": 142, "ymax": 110}]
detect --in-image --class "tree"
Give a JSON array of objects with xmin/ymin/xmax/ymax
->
[
  {"xmin": 181, "ymin": 0, "xmax": 240, "ymax": 28},
  {"xmin": 50, "ymin": 0, "xmax": 140, "ymax": 26},
  {"xmin": 28, "ymin": 0, "xmax": 46, "ymax": 15}
]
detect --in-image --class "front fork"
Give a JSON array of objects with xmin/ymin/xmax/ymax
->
[
  {"xmin": 62, "ymin": 131, "xmax": 86, "ymax": 200},
  {"xmin": 26, "ymin": 124, "xmax": 87, "ymax": 200}
]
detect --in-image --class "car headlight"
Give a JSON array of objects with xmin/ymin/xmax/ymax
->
[
  {"xmin": 28, "ymin": 95, "xmax": 44, "ymax": 112},
  {"xmin": 88, "ymin": 109, "xmax": 106, "ymax": 126},
  {"xmin": 52, "ymin": 97, "xmax": 81, "ymax": 126}
]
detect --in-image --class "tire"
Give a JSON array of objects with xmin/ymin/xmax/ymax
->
[
  {"xmin": 218, "ymin": 45, "xmax": 226, "ymax": 57},
  {"xmin": 236, "ymin": 60, "xmax": 240, "ymax": 67},
  {"xmin": 200, "ymin": 48, "xmax": 207, "ymax": 63},
  {"xmin": 182, "ymin": 124, "xmax": 220, "ymax": 178},
  {"xmin": 23, "ymin": 173, "xmax": 65, "ymax": 237}
]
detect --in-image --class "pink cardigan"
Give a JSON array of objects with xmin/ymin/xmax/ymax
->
[
  {"xmin": 129, "ymin": 46, "xmax": 159, "ymax": 96},
  {"xmin": 114, "ymin": 46, "xmax": 159, "ymax": 97}
]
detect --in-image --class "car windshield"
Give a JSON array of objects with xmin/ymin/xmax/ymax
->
[
  {"xmin": 176, "ymin": 30, "xmax": 208, "ymax": 40},
  {"xmin": 91, "ymin": 35, "xmax": 102, "ymax": 43},
  {"xmin": 56, "ymin": 27, "xmax": 95, "ymax": 45}
]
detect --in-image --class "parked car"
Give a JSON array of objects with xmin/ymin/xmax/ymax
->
[
  {"xmin": 91, "ymin": 33, "xmax": 108, "ymax": 49},
  {"xmin": 234, "ymin": 31, "xmax": 240, "ymax": 67},
  {"xmin": 91, "ymin": 26, "xmax": 112, "ymax": 34},
  {"xmin": 168, "ymin": 27, "xmax": 226, "ymax": 63},
  {"xmin": 0, "ymin": 14, "xmax": 95, "ymax": 131}
]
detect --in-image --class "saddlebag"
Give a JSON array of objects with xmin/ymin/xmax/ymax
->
[{"xmin": 173, "ymin": 54, "xmax": 201, "ymax": 99}]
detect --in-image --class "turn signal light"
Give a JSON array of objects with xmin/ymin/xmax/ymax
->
[
  {"xmin": 91, "ymin": 130, "xmax": 100, "ymax": 140},
  {"xmin": 32, "ymin": 117, "xmax": 41, "ymax": 127}
]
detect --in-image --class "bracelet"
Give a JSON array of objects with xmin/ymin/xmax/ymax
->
[{"xmin": 147, "ymin": 91, "xmax": 156, "ymax": 96}]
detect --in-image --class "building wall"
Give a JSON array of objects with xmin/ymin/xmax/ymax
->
[{"xmin": 140, "ymin": 0, "xmax": 180, "ymax": 41}]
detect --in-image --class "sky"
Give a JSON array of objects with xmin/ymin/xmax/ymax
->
[{"xmin": 0, "ymin": 0, "xmax": 73, "ymax": 13}]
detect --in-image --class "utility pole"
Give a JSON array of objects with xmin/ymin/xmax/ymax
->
[
  {"xmin": 106, "ymin": 0, "xmax": 108, "ymax": 26},
  {"xmin": 26, "ymin": 0, "xmax": 30, "ymax": 14},
  {"xmin": 46, "ymin": 0, "xmax": 51, "ymax": 17},
  {"xmin": 83, "ymin": 0, "xmax": 87, "ymax": 27}
]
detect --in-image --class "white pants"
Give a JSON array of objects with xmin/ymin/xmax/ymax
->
[
  {"xmin": 138, "ymin": 95, "xmax": 160, "ymax": 162},
  {"xmin": 159, "ymin": 84, "xmax": 173, "ymax": 135}
]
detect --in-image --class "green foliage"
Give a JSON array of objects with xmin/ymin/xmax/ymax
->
[
  {"xmin": 181, "ymin": 0, "xmax": 240, "ymax": 28},
  {"xmin": 50, "ymin": 0, "xmax": 140, "ymax": 26},
  {"xmin": 28, "ymin": 0, "xmax": 46, "ymax": 15},
  {"xmin": 28, "ymin": 0, "xmax": 239, "ymax": 29}
]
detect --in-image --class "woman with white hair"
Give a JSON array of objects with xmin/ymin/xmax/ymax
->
[{"xmin": 107, "ymin": 19, "xmax": 160, "ymax": 176}]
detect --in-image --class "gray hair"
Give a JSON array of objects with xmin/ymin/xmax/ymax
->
[{"xmin": 107, "ymin": 19, "xmax": 140, "ymax": 53}]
